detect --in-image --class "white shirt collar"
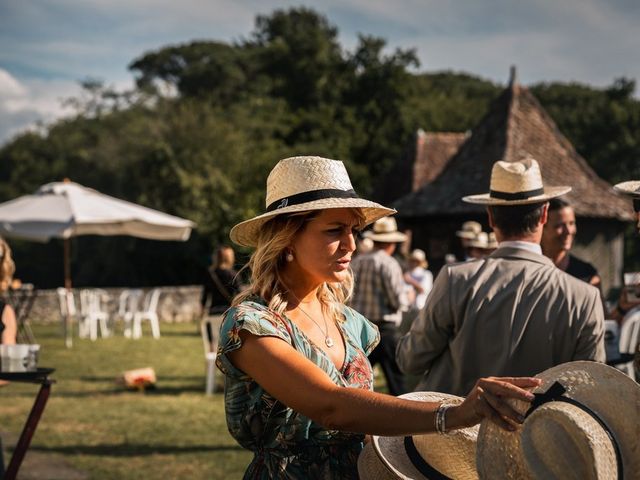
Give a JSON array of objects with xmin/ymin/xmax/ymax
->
[{"xmin": 498, "ymin": 240, "xmax": 542, "ymax": 256}]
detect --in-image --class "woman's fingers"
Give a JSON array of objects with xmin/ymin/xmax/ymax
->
[
  {"xmin": 481, "ymin": 389, "xmax": 524, "ymax": 427},
  {"xmin": 476, "ymin": 387, "xmax": 514, "ymax": 431},
  {"xmin": 478, "ymin": 377, "xmax": 538, "ymax": 401}
]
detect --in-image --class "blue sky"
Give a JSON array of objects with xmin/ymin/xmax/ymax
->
[{"xmin": 1, "ymin": 0, "xmax": 639, "ymax": 144}]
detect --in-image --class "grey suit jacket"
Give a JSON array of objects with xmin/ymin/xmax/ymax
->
[{"xmin": 396, "ymin": 246, "xmax": 606, "ymax": 396}]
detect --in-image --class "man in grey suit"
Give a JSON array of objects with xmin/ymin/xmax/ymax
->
[{"xmin": 397, "ymin": 158, "xmax": 606, "ymax": 396}]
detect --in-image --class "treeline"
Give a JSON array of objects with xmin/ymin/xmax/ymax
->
[{"xmin": 1, "ymin": 8, "xmax": 639, "ymax": 287}]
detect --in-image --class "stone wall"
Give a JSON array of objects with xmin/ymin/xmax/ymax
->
[{"xmin": 12, "ymin": 285, "xmax": 203, "ymax": 325}]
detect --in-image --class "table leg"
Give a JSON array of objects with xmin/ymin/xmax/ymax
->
[{"xmin": 4, "ymin": 380, "xmax": 53, "ymax": 480}]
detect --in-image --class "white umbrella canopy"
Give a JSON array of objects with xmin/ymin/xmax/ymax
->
[{"xmin": 0, "ymin": 181, "xmax": 194, "ymax": 242}]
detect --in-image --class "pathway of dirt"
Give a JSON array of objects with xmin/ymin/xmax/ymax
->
[{"xmin": 1, "ymin": 431, "xmax": 88, "ymax": 480}]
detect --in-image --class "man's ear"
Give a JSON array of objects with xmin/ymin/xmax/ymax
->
[
  {"xmin": 540, "ymin": 202, "xmax": 549, "ymax": 226},
  {"xmin": 487, "ymin": 207, "xmax": 495, "ymax": 229}
]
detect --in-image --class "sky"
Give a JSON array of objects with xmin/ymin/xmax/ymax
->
[{"xmin": 1, "ymin": 0, "xmax": 639, "ymax": 145}]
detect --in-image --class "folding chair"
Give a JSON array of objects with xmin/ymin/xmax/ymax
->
[{"xmin": 132, "ymin": 288, "xmax": 162, "ymax": 339}]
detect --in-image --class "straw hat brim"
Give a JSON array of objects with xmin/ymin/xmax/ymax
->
[
  {"xmin": 462, "ymin": 186, "xmax": 571, "ymax": 205},
  {"xmin": 476, "ymin": 361, "xmax": 640, "ymax": 479},
  {"xmin": 364, "ymin": 231, "xmax": 409, "ymax": 243},
  {"xmin": 230, "ymin": 198, "xmax": 395, "ymax": 247},
  {"xmin": 369, "ymin": 392, "xmax": 478, "ymax": 480},
  {"xmin": 613, "ymin": 180, "xmax": 640, "ymax": 197}
]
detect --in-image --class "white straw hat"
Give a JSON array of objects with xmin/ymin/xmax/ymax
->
[
  {"xmin": 485, "ymin": 232, "xmax": 498, "ymax": 249},
  {"xmin": 363, "ymin": 217, "xmax": 408, "ymax": 243},
  {"xmin": 463, "ymin": 158, "xmax": 571, "ymax": 205},
  {"xmin": 468, "ymin": 232, "xmax": 489, "ymax": 249},
  {"xmin": 409, "ymin": 249, "xmax": 428, "ymax": 268},
  {"xmin": 229, "ymin": 156, "xmax": 395, "ymax": 247},
  {"xmin": 359, "ymin": 392, "xmax": 479, "ymax": 480},
  {"xmin": 613, "ymin": 180, "xmax": 640, "ymax": 198},
  {"xmin": 456, "ymin": 221, "xmax": 482, "ymax": 239},
  {"xmin": 476, "ymin": 361, "xmax": 640, "ymax": 479}
]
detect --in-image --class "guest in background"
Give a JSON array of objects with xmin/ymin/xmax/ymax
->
[
  {"xmin": 0, "ymin": 237, "xmax": 17, "ymax": 345},
  {"xmin": 403, "ymin": 249, "xmax": 433, "ymax": 311},
  {"xmin": 397, "ymin": 158, "xmax": 605, "ymax": 396},
  {"xmin": 455, "ymin": 221, "xmax": 482, "ymax": 261},
  {"xmin": 541, "ymin": 198, "xmax": 601, "ymax": 288},
  {"xmin": 351, "ymin": 217, "xmax": 409, "ymax": 395},
  {"xmin": 200, "ymin": 245, "xmax": 242, "ymax": 316}
]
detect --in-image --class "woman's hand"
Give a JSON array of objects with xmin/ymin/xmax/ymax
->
[{"xmin": 447, "ymin": 376, "xmax": 541, "ymax": 431}]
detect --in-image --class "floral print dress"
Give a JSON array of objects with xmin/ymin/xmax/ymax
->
[{"xmin": 216, "ymin": 297, "xmax": 380, "ymax": 479}]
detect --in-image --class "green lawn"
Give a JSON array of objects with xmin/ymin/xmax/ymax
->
[{"xmin": 1, "ymin": 323, "xmax": 251, "ymax": 479}]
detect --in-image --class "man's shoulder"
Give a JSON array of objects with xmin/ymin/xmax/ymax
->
[{"xmin": 542, "ymin": 262, "xmax": 600, "ymax": 299}]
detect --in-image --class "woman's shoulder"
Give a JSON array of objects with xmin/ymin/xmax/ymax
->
[{"xmin": 341, "ymin": 305, "xmax": 380, "ymax": 355}]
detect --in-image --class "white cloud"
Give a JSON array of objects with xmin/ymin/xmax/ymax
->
[{"xmin": 0, "ymin": 70, "xmax": 84, "ymax": 144}]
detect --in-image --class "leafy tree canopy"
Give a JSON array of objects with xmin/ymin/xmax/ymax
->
[{"xmin": 1, "ymin": 7, "xmax": 639, "ymax": 287}]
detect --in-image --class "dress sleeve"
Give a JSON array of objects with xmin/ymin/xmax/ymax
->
[
  {"xmin": 343, "ymin": 306, "xmax": 380, "ymax": 356},
  {"xmin": 216, "ymin": 301, "xmax": 293, "ymax": 377}
]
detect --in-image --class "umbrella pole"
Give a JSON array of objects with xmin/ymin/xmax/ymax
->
[{"xmin": 63, "ymin": 238, "xmax": 73, "ymax": 348}]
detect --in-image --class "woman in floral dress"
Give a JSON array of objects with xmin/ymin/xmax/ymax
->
[{"xmin": 217, "ymin": 156, "xmax": 540, "ymax": 479}]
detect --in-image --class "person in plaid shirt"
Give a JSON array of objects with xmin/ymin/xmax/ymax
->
[{"xmin": 350, "ymin": 216, "xmax": 408, "ymax": 395}]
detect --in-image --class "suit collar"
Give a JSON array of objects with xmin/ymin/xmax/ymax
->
[{"xmin": 489, "ymin": 245, "xmax": 555, "ymax": 266}]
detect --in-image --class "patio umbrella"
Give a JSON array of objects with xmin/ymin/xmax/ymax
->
[{"xmin": 0, "ymin": 180, "xmax": 196, "ymax": 346}]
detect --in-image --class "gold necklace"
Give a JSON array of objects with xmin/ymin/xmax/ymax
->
[{"xmin": 292, "ymin": 298, "xmax": 334, "ymax": 348}]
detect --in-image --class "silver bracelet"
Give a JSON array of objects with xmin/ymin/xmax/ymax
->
[{"xmin": 435, "ymin": 403, "xmax": 452, "ymax": 434}]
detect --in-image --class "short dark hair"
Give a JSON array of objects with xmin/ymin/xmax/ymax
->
[
  {"xmin": 488, "ymin": 202, "xmax": 546, "ymax": 238},
  {"xmin": 548, "ymin": 197, "xmax": 570, "ymax": 212}
]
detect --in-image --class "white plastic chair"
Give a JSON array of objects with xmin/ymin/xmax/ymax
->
[
  {"xmin": 79, "ymin": 289, "xmax": 111, "ymax": 341},
  {"xmin": 201, "ymin": 316, "xmax": 219, "ymax": 395},
  {"xmin": 132, "ymin": 288, "xmax": 162, "ymax": 339},
  {"xmin": 117, "ymin": 289, "xmax": 143, "ymax": 338},
  {"xmin": 617, "ymin": 308, "xmax": 640, "ymax": 381},
  {"xmin": 57, "ymin": 287, "xmax": 78, "ymax": 347}
]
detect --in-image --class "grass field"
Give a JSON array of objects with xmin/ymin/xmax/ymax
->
[{"xmin": 1, "ymin": 323, "xmax": 252, "ymax": 479}]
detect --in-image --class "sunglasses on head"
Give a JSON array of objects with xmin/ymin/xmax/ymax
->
[{"xmin": 634, "ymin": 199, "xmax": 640, "ymax": 213}]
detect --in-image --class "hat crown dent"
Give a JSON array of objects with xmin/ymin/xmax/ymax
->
[
  {"xmin": 265, "ymin": 156, "xmax": 353, "ymax": 207},
  {"xmin": 491, "ymin": 158, "xmax": 544, "ymax": 194}
]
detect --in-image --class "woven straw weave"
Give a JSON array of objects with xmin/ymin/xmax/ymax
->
[
  {"xmin": 368, "ymin": 391, "xmax": 479, "ymax": 480},
  {"xmin": 477, "ymin": 361, "xmax": 640, "ymax": 479}
]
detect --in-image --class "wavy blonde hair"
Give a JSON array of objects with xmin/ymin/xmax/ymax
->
[
  {"xmin": 234, "ymin": 209, "xmax": 365, "ymax": 323},
  {"xmin": 0, "ymin": 237, "xmax": 15, "ymax": 292}
]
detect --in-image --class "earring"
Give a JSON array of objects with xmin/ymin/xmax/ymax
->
[{"xmin": 286, "ymin": 251, "xmax": 294, "ymax": 262}]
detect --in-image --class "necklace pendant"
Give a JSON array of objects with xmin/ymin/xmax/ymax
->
[{"xmin": 325, "ymin": 336, "xmax": 334, "ymax": 348}]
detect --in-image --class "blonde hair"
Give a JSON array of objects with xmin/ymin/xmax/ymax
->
[
  {"xmin": 213, "ymin": 245, "xmax": 235, "ymax": 270},
  {"xmin": 0, "ymin": 237, "xmax": 15, "ymax": 292},
  {"xmin": 234, "ymin": 209, "xmax": 365, "ymax": 323}
]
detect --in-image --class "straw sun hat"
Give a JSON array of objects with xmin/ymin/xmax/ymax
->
[
  {"xmin": 409, "ymin": 249, "xmax": 428, "ymax": 268},
  {"xmin": 613, "ymin": 180, "xmax": 640, "ymax": 198},
  {"xmin": 358, "ymin": 392, "xmax": 480, "ymax": 480},
  {"xmin": 456, "ymin": 221, "xmax": 482, "ymax": 239},
  {"xmin": 463, "ymin": 157, "xmax": 571, "ymax": 205},
  {"xmin": 229, "ymin": 156, "xmax": 395, "ymax": 247},
  {"xmin": 363, "ymin": 217, "xmax": 408, "ymax": 243},
  {"xmin": 477, "ymin": 361, "xmax": 640, "ymax": 480}
]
